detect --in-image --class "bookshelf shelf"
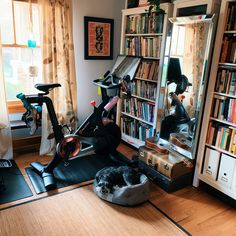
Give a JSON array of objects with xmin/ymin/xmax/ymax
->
[
  {"xmin": 205, "ymin": 144, "xmax": 236, "ymax": 159},
  {"xmin": 198, "ymin": 173, "xmax": 236, "ymax": 199},
  {"xmin": 143, "ymin": 56, "xmax": 160, "ymax": 60},
  {"xmin": 214, "ymin": 92, "xmax": 236, "ymax": 99},
  {"xmin": 135, "ymin": 77, "xmax": 158, "ymax": 83},
  {"xmin": 121, "ymin": 133, "xmax": 145, "ymax": 149},
  {"xmin": 194, "ymin": 0, "xmax": 236, "ymax": 200},
  {"xmin": 218, "ymin": 62, "xmax": 236, "ymax": 68},
  {"xmin": 125, "ymin": 33, "xmax": 163, "ymax": 37},
  {"xmin": 121, "ymin": 112, "xmax": 154, "ymax": 126},
  {"xmin": 122, "ymin": 92, "xmax": 156, "ymax": 103},
  {"xmin": 210, "ymin": 117, "xmax": 236, "ymax": 128},
  {"xmin": 117, "ymin": 2, "xmax": 173, "ymax": 148},
  {"xmin": 224, "ymin": 30, "xmax": 236, "ymax": 34}
]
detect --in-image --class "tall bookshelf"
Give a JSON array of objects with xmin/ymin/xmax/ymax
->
[
  {"xmin": 193, "ymin": 0, "xmax": 236, "ymax": 200},
  {"xmin": 117, "ymin": 2, "xmax": 173, "ymax": 148}
]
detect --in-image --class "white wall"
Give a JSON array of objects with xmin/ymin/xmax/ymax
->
[{"xmin": 72, "ymin": 0, "xmax": 125, "ymax": 125}]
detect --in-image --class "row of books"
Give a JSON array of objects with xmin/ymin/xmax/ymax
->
[
  {"xmin": 126, "ymin": 12, "xmax": 163, "ymax": 34},
  {"xmin": 225, "ymin": 3, "xmax": 236, "ymax": 31},
  {"xmin": 136, "ymin": 60, "xmax": 159, "ymax": 81},
  {"xmin": 125, "ymin": 36, "xmax": 162, "ymax": 58},
  {"xmin": 121, "ymin": 117, "xmax": 153, "ymax": 141},
  {"xmin": 123, "ymin": 98, "xmax": 155, "ymax": 123},
  {"xmin": 212, "ymin": 96, "xmax": 236, "ymax": 124},
  {"xmin": 220, "ymin": 36, "xmax": 236, "ymax": 63},
  {"xmin": 206, "ymin": 122, "xmax": 236, "ymax": 154},
  {"xmin": 130, "ymin": 80, "xmax": 157, "ymax": 101},
  {"xmin": 215, "ymin": 69, "xmax": 236, "ymax": 95}
]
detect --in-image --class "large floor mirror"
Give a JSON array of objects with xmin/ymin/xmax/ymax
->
[{"xmin": 158, "ymin": 15, "xmax": 216, "ymax": 159}]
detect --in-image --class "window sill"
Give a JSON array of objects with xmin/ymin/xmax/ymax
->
[{"xmin": 8, "ymin": 101, "xmax": 25, "ymax": 114}]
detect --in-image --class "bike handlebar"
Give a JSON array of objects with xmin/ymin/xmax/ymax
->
[{"xmin": 16, "ymin": 93, "xmax": 32, "ymax": 111}]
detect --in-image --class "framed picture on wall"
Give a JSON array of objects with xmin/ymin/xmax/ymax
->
[{"xmin": 84, "ymin": 16, "xmax": 114, "ymax": 60}]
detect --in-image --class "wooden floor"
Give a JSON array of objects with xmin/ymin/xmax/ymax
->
[
  {"xmin": 0, "ymin": 185, "xmax": 186, "ymax": 236},
  {"xmin": 1, "ymin": 143, "xmax": 236, "ymax": 235}
]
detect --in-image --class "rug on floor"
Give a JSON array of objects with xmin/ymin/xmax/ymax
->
[
  {"xmin": 0, "ymin": 160, "xmax": 33, "ymax": 205},
  {"xmin": 25, "ymin": 152, "xmax": 126, "ymax": 194}
]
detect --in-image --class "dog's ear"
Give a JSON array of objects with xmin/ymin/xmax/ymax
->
[{"xmin": 96, "ymin": 175, "xmax": 101, "ymax": 182}]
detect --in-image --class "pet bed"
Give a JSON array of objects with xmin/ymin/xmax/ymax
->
[{"xmin": 93, "ymin": 166, "xmax": 149, "ymax": 206}]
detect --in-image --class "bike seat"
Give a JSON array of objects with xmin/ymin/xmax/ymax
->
[{"xmin": 35, "ymin": 83, "xmax": 61, "ymax": 92}]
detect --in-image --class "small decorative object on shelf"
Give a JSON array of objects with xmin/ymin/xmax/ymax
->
[
  {"xmin": 194, "ymin": 0, "xmax": 236, "ymax": 201},
  {"xmin": 127, "ymin": 0, "xmax": 139, "ymax": 9},
  {"xmin": 139, "ymin": 0, "xmax": 150, "ymax": 7},
  {"xmin": 117, "ymin": 2, "xmax": 173, "ymax": 148}
]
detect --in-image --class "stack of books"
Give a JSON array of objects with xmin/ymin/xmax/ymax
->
[
  {"xmin": 212, "ymin": 96, "xmax": 236, "ymax": 123},
  {"xmin": 215, "ymin": 69, "xmax": 236, "ymax": 95},
  {"xmin": 126, "ymin": 12, "xmax": 163, "ymax": 34},
  {"xmin": 131, "ymin": 80, "xmax": 157, "ymax": 100},
  {"xmin": 136, "ymin": 60, "xmax": 159, "ymax": 80},
  {"xmin": 123, "ymin": 97, "xmax": 155, "ymax": 123},
  {"xmin": 225, "ymin": 3, "xmax": 236, "ymax": 31},
  {"xmin": 220, "ymin": 36, "xmax": 236, "ymax": 63},
  {"xmin": 206, "ymin": 122, "xmax": 236, "ymax": 154},
  {"xmin": 121, "ymin": 117, "xmax": 153, "ymax": 141},
  {"xmin": 125, "ymin": 36, "xmax": 162, "ymax": 57}
]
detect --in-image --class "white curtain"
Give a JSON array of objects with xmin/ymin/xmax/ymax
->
[{"xmin": 0, "ymin": 39, "xmax": 13, "ymax": 160}]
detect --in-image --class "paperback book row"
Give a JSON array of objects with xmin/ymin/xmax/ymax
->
[
  {"xmin": 225, "ymin": 3, "xmax": 236, "ymax": 31},
  {"xmin": 126, "ymin": 12, "xmax": 163, "ymax": 34},
  {"xmin": 212, "ymin": 96, "xmax": 236, "ymax": 124},
  {"xmin": 125, "ymin": 36, "xmax": 162, "ymax": 58},
  {"xmin": 220, "ymin": 36, "xmax": 236, "ymax": 63},
  {"xmin": 215, "ymin": 69, "xmax": 236, "ymax": 95},
  {"xmin": 123, "ymin": 97, "xmax": 155, "ymax": 123},
  {"xmin": 136, "ymin": 60, "xmax": 159, "ymax": 81},
  {"xmin": 121, "ymin": 117, "xmax": 153, "ymax": 141},
  {"xmin": 130, "ymin": 80, "xmax": 157, "ymax": 101},
  {"xmin": 206, "ymin": 121, "xmax": 236, "ymax": 155}
]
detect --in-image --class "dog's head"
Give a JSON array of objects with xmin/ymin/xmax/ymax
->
[{"xmin": 96, "ymin": 175, "xmax": 113, "ymax": 195}]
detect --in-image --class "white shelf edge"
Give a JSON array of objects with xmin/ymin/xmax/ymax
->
[
  {"xmin": 224, "ymin": 30, "xmax": 236, "ymax": 34},
  {"xmin": 205, "ymin": 143, "xmax": 236, "ymax": 158},
  {"xmin": 135, "ymin": 77, "xmax": 158, "ymax": 83},
  {"xmin": 210, "ymin": 117, "xmax": 236, "ymax": 128},
  {"xmin": 198, "ymin": 174, "xmax": 236, "ymax": 200},
  {"xmin": 218, "ymin": 62, "xmax": 236, "ymax": 68},
  {"xmin": 122, "ymin": 133, "xmax": 145, "ymax": 149},
  {"xmin": 122, "ymin": 92, "xmax": 156, "ymax": 103},
  {"xmin": 121, "ymin": 112, "xmax": 154, "ymax": 126},
  {"xmin": 125, "ymin": 33, "xmax": 163, "ymax": 37},
  {"xmin": 143, "ymin": 56, "xmax": 160, "ymax": 60},
  {"xmin": 214, "ymin": 92, "xmax": 236, "ymax": 99}
]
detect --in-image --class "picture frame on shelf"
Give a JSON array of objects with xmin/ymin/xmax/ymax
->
[{"xmin": 84, "ymin": 16, "xmax": 114, "ymax": 60}]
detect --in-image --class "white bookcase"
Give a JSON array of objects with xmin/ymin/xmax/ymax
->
[
  {"xmin": 117, "ymin": 2, "xmax": 173, "ymax": 148},
  {"xmin": 193, "ymin": 0, "xmax": 236, "ymax": 200}
]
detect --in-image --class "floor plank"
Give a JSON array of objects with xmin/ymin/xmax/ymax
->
[
  {"xmin": 1, "ymin": 143, "xmax": 236, "ymax": 235},
  {"xmin": 0, "ymin": 185, "xmax": 187, "ymax": 236}
]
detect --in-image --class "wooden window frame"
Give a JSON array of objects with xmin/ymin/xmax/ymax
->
[{"xmin": 2, "ymin": 0, "xmax": 40, "ymax": 113}]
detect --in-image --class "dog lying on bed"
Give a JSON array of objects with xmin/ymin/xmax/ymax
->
[{"xmin": 95, "ymin": 166, "xmax": 141, "ymax": 195}]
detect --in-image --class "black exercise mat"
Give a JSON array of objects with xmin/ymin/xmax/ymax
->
[
  {"xmin": 0, "ymin": 160, "xmax": 33, "ymax": 205},
  {"xmin": 26, "ymin": 153, "xmax": 126, "ymax": 194}
]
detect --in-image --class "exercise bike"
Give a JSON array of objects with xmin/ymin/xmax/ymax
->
[{"xmin": 17, "ymin": 56, "xmax": 141, "ymax": 190}]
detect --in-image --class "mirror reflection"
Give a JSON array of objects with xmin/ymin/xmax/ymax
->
[{"xmin": 159, "ymin": 15, "xmax": 215, "ymax": 159}]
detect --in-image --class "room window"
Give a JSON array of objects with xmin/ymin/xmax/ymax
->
[
  {"xmin": 0, "ymin": 0, "xmax": 42, "ymax": 113},
  {"xmin": 171, "ymin": 25, "xmax": 185, "ymax": 58}
]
